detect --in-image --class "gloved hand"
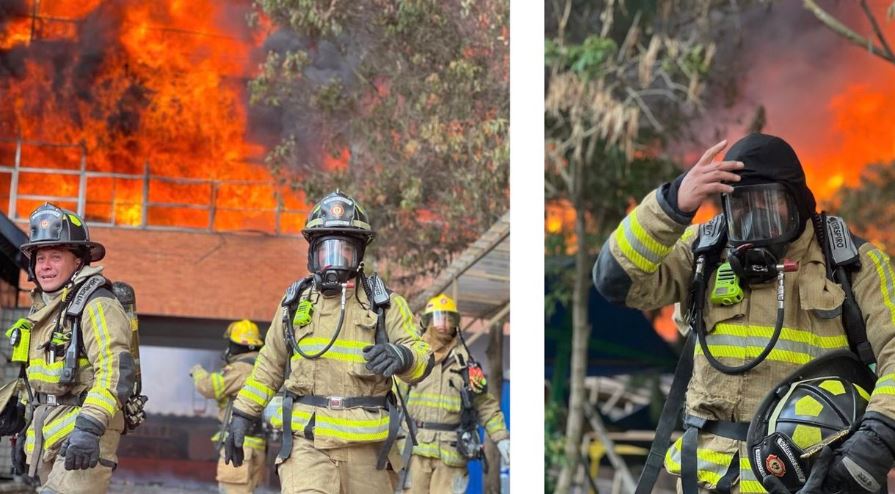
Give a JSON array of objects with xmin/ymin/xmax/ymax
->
[
  {"xmin": 762, "ymin": 446, "xmax": 834, "ymax": 494},
  {"xmin": 363, "ymin": 343, "xmax": 413, "ymax": 377},
  {"xmin": 497, "ymin": 439, "xmax": 510, "ymax": 465},
  {"xmin": 61, "ymin": 415, "xmax": 104, "ymax": 470},
  {"xmin": 223, "ymin": 411, "xmax": 255, "ymax": 467},
  {"xmin": 190, "ymin": 364, "xmax": 205, "ymax": 378},
  {"xmin": 468, "ymin": 363, "xmax": 487, "ymax": 393},
  {"xmin": 12, "ymin": 429, "xmax": 27, "ymax": 475},
  {"xmin": 822, "ymin": 412, "xmax": 895, "ymax": 493}
]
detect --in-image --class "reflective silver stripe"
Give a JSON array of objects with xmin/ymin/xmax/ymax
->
[{"xmin": 618, "ymin": 214, "xmax": 666, "ymax": 265}]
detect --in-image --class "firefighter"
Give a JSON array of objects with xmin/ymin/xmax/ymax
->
[
  {"xmin": 191, "ymin": 319, "xmax": 266, "ymax": 493},
  {"xmin": 6, "ymin": 203, "xmax": 136, "ymax": 493},
  {"xmin": 593, "ymin": 133, "xmax": 895, "ymax": 493},
  {"xmin": 222, "ymin": 191, "xmax": 434, "ymax": 494},
  {"xmin": 399, "ymin": 294, "xmax": 509, "ymax": 494}
]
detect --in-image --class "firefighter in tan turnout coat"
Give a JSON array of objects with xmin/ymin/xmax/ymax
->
[
  {"xmin": 192, "ymin": 319, "xmax": 266, "ymax": 493},
  {"xmin": 594, "ymin": 134, "xmax": 895, "ymax": 493},
  {"xmin": 399, "ymin": 294, "xmax": 509, "ymax": 494},
  {"xmin": 6, "ymin": 203, "xmax": 137, "ymax": 494},
  {"xmin": 222, "ymin": 191, "xmax": 434, "ymax": 494}
]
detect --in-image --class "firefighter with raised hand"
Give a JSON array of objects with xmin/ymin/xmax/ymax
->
[
  {"xmin": 593, "ymin": 133, "xmax": 895, "ymax": 494},
  {"xmin": 191, "ymin": 319, "xmax": 266, "ymax": 493},
  {"xmin": 4, "ymin": 203, "xmax": 136, "ymax": 493},
  {"xmin": 399, "ymin": 294, "xmax": 509, "ymax": 494},
  {"xmin": 223, "ymin": 191, "xmax": 434, "ymax": 494}
]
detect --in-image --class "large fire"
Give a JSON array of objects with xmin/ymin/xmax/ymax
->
[{"xmin": 0, "ymin": 0, "xmax": 328, "ymax": 233}]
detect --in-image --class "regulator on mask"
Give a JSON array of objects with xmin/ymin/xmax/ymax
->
[{"xmin": 723, "ymin": 183, "xmax": 801, "ymax": 284}]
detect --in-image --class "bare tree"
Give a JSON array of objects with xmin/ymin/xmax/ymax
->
[{"xmin": 804, "ymin": 0, "xmax": 895, "ymax": 65}]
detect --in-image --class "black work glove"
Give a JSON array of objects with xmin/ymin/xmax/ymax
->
[
  {"xmin": 823, "ymin": 412, "xmax": 895, "ymax": 493},
  {"xmin": 363, "ymin": 343, "xmax": 413, "ymax": 377},
  {"xmin": 60, "ymin": 415, "xmax": 104, "ymax": 471},
  {"xmin": 12, "ymin": 429, "xmax": 27, "ymax": 475},
  {"xmin": 223, "ymin": 411, "xmax": 255, "ymax": 467},
  {"xmin": 762, "ymin": 446, "xmax": 835, "ymax": 494}
]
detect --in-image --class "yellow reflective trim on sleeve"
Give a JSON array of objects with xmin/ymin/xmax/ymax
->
[
  {"xmin": 84, "ymin": 386, "xmax": 118, "ymax": 416},
  {"xmin": 211, "ymin": 373, "xmax": 225, "ymax": 401},
  {"xmin": 872, "ymin": 386, "xmax": 895, "ymax": 397},
  {"xmin": 393, "ymin": 296, "xmax": 420, "ymax": 339},
  {"xmin": 88, "ymin": 303, "xmax": 114, "ymax": 390},
  {"xmin": 238, "ymin": 376, "xmax": 275, "ymax": 407},
  {"xmin": 614, "ymin": 225, "xmax": 659, "ymax": 273},
  {"xmin": 484, "ymin": 415, "xmax": 505, "ymax": 434},
  {"xmin": 42, "ymin": 408, "xmax": 80, "ymax": 450},
  {"xmin": 629, "ymin": 211, "xmax": 672, "ymax": 257},
  {"xmin": 740, "ymin": 480, "xmax": 768, "ymax": 494},
  {"xmin": 868, "ymin": 250, "xmax": 895, "ymax": 328}
]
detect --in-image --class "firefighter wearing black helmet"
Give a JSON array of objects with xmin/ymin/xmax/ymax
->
[
  {"xmin": 223, "ymin": 191, "xmax": 434, "ymax": 493},
  {"xmin": 3, "ymin": 203, "xmax": 135, "ymax": 493},
  {"xmin": 593, "ymin": 134, "xmax": 895, "ymax": 493}
]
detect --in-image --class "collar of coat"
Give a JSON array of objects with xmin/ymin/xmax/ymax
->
[{"xmin": 29, "ymin": 265, "xmax": 105, "ymax": 315}]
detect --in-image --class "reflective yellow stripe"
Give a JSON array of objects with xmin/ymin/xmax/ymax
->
[
  {"xmin": 270, "ymin": 406, "xmax": 391, "ymax": 442},
  {"xmin": 614, "ymin": 224, "xmax": 658, "ymax": 273},
  {"xmin": 876, "ymin": 375, "xmax": 895, "ymax": 398},
  {"xmin": 25, "ymin": 428, "xmax": 34, "ymax": 454},
  {"xmin": 413, "ymin": 441, "xmax": 465, "ymax": 464},
  {"xmin": 696, "ymin": 323, "xmax": 849, "ymax": 365},
  {"xmin": 663, "ymin": 436, "xmax": 735, "ymax": 488},
  {"xmin": 88, "ymin": 304, "xmax": 114, "ymax": 390},
  {"xmin": 740, "ymin": 457, "xmax": 768, "ymax": 493},
  {"xmin": 393, "ymin": 296, "xmax": 430, "ymax": 381},
  {"xmin": 43, "ymin": 408, "xmax": 80, "ymax": 450},
  {"xmin": 629, "ymin": 212, "xmax": 672, "ymax": 257},
  {"xmin": 485, "ymin": 415, "xmax": 505, "ymax": 434},
  {"xmin": 26, "ymin": 357, "xmax": 90, "ymax": 384},
  {"xmin": 407, "ymin": 393, "xmax": 461, "ymax": 412},
  {"xmin": 211, "ymin": 373, "xmax": 225, "ymax": 401},
  {"xmin": 869, "ymin": 250, "xmax": 895, "ymax": 329},
  {"xmin": 84, "ymin": 386, "xmax": 118, "ymax": 415},
  {"xmin": 238, "ymin": 376, "xmax": 275, "ymax": 407},
  {"xmin": 291, "ymin": 338, "xmax": 367, "ymax": 364},
  {"xmin": 712, "ymin": 324, "xmax": 848, "ymax": 348}
]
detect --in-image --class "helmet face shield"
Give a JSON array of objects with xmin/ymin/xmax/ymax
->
[
  {"xmin": 421, "ymin": 311, "xmax": 461, "ymax": 332},
  {"xmin": 309, "ymin": 237, "xmax": 360, "ymax": 273},
  {"xmin": 723, "ymin": 183, "xmax": 800, "ymax": 245}
]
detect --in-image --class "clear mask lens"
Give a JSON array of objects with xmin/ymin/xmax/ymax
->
[
  {"xmin": 724, "ymin": 184, "xmax": 799, "ymax": 243},
  {"xmin": 426, "ymin": 311, "xmax": 460, "ymax": 331},
  {"xmin": 313, "ymin": 238, "xmax": 359, "ymax": 271}
]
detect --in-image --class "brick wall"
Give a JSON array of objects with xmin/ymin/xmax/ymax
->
[{"xmin": 18, "ymin": 227, "xmax": 309, "ymax": 321}]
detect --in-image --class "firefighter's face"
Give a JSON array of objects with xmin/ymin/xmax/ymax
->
[{"xmin": 34, "ymin": 247, "xmax": 81, "ymax": 292}]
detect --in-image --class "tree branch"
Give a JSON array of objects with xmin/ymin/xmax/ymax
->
[
  {"xmin": 804, "ymin": 0, "xmax": 895, "ymax": 64},
  {"xmin": 860, "ymin": 0, "xmax": 895, "ymax": 60}
]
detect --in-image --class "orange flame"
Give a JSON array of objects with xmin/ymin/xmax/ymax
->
[{"xmin": 1, "ymin": 1, "xmax": 308, "ymax": 231}]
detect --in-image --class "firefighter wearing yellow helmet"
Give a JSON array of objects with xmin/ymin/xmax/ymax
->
[
  {"xmin": 397, "ymin": 294, "xmax": 509, "ymax": 494},
  {"xmin": 191, "ymin": 319, "xmax": 266, "ymax": 494},
  {"xmin": 222, "ymin": 191, "xmax": 434, "ymax": 494},
  {"xmin": 0, "ymin": 203, "xmax": 137, "ymax": 493}
]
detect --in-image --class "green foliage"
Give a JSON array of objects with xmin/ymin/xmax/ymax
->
[
  {"xmin": 545, "ymin": 36, "xmax": 617, "ymax": 81},
  {"xmin": 545, "ymin": 400, "xmax": 568, "ymax": 493},
  {"xmin": 250, "ymin": 0, "xmax": 508, "ymax": 291}
]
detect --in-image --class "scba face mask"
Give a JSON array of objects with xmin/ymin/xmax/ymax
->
[
  {"xmin": 309, "ymin": 236, "xmax": 362, "ymax": 291},
  {"xmin": 724, "ymin": 184, "xmax": 801, "ymax": 283}
]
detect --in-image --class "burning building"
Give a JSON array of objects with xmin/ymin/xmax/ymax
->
[{"xmin": 0, "ymin": 0, "xmax": 324, "ymax": 487}]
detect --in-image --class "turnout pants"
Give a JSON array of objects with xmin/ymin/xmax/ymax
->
[
  {"xmin": 218, "ymin": 446, "xmax": 267, "ymax": 494},
  {"xmin": 276, "ymin": 436, "xmax": 393, "ymax": 494},
  {"xmin": 402, "ymin": 455, "xmax": 469, "ymax": 494}
]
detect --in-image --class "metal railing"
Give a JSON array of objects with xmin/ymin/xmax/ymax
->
[{"xmin": 0, "ymin": 137, "xmax": 305, "ymax": 235}]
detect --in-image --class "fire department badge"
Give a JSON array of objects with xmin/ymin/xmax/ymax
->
[
  {"xmin": 766, "ymin": 454, "xmax": 786, "ymax": 477},
  {"xmin": 39, "ymin": 219, "xmax": 49, "ymax": 229},
  {"xmin": 331, "ymin": 204, "xmax": 344, "ymax": 217}
]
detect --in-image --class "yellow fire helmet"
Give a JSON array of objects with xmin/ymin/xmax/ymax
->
[
  {"xmin": 421, "ymin": 294, "xmax": 461, "ymax": 331},
  {"xmin": 225, "ymin": 319, "xmax": 263, "ymax": 348}
]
